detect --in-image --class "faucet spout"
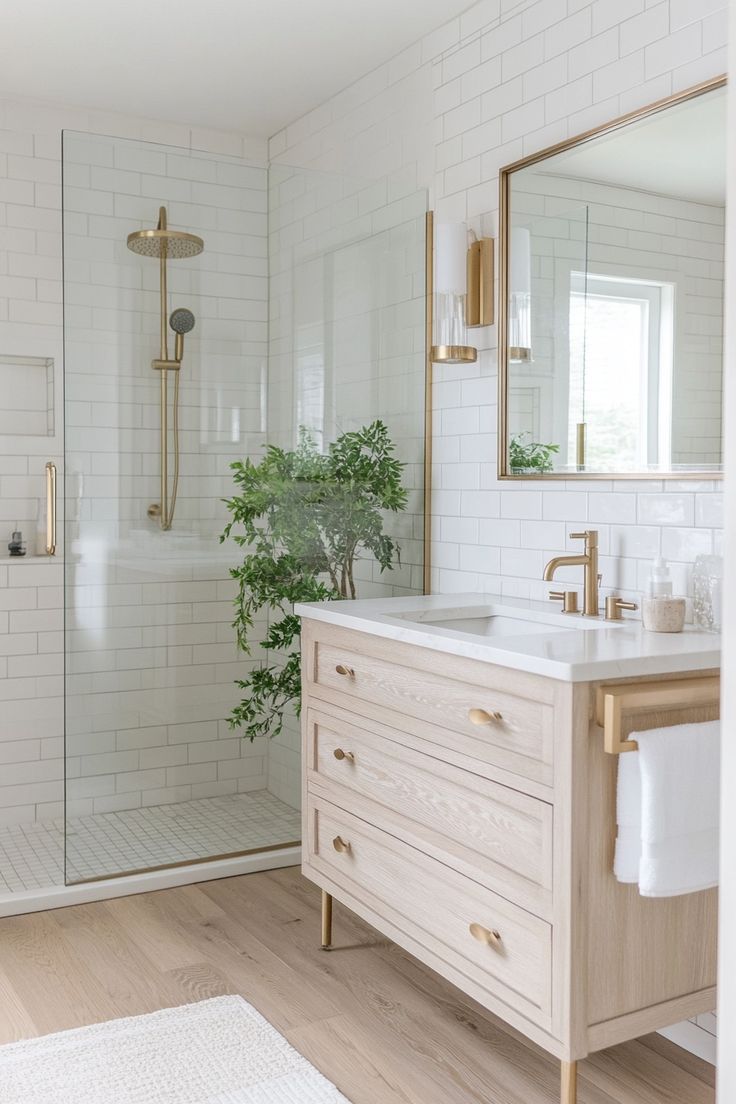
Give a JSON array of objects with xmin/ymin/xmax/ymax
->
[{"xmin": 543, "ymin": 554, "xmax": 586, "ymax": 581}]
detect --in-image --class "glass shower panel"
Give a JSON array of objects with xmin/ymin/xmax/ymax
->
[
  {"xmin": 62, "ymin": 132, "xmax": 299, "ymax": 882},
  {"xmin": 264, "ymin": 166, "xmax": 428, "ymax": 815},
  {"xmin": 270, "ymin": 165, "xmax": 428, "ymax": 599}
]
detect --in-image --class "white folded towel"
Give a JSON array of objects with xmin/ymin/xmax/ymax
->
[{"xmin": 614, "ymin": 720, "xmax": 720, "ymax": 897}]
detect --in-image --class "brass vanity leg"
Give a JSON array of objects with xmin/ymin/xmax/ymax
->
[
  {"xmin": 321, "ymin": 890, "xmax": 333, "ymax": 950},
  {"xmin": 561, "ymin": 1060, "xmax": 577, "ymax": 1104}
]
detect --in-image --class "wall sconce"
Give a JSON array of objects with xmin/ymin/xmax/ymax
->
[
  {"xmin": 508, "ymin": 226, "xmax": 532, "ymax": 362},
  {"xmin": 430, "ymin": 224, "xmax": 494, "ymax": 365}
]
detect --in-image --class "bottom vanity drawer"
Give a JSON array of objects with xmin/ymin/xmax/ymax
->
[{"xmin": 306, "ymin": 795, "xmax": 552, "ymax": 1025}]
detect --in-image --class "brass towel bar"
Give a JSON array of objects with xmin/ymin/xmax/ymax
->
[{"xmin": 595, "ymin": 676, "xmax": 720, "ymax": 755}]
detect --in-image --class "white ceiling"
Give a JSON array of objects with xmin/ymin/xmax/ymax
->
[
  {"xmin": 539, "ymin": 89, "xmax": 727, "ymax": 206},
  {"xmin": 0, "ymin": 0, "xmax": 473, "ymax": 137}
]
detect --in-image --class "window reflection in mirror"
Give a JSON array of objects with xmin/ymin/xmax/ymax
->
[{"xmin": 501, "ymin": 80, "xmax": 726, "ymax": 477}]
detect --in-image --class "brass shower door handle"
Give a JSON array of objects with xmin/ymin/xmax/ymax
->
[{"xmin": 45, "ymin": 462, "xmax": 56, "ymax": 556}]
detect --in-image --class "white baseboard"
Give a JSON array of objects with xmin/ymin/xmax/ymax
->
[{"xmin": 659, "ymin": 1018, "xmax": 717, "ymax": 1065}]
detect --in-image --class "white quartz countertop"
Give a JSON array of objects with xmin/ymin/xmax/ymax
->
[{"xmin": 295, "ymin": 593, "xmax": 721, "ymax": 682}]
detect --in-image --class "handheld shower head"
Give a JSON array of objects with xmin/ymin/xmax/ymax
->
[
  {"xmin": 169, "ymin": 308, "xmax": 196, "ymax": 335},
  {"xmin": 169, "ymin": 308, "xmax": 195, "ymax": 361}
]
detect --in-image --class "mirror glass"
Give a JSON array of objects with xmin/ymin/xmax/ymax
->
[{"xmin": 501, "ymin": 82, "xmax": 726, "ymax": 477}]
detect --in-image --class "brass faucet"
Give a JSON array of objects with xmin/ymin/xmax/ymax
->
[{"xmin": 543, "ymin": 530, "xmax": 600, "ymax": 617}]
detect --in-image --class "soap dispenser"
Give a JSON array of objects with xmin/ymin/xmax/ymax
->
[
  {"xmin": 7, "ymin": 530, "xmax": 26, "ymax": 557},
  {"xmin": 642, "ymin": 557, "xmax": 685, "ymax": 632}
]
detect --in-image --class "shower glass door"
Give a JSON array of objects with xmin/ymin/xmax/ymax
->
[{"xmin": 61, "ymin": 131, "xmax": 300, "ymax": 883}]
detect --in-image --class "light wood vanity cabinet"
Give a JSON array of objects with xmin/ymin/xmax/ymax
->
[{"xmin": 300, "ymin": 618, "xmax": 719, "ymax": 1104}]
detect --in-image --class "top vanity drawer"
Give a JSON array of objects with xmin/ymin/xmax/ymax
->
[{"xmin": 304, "ymin": 622, "xmax": 556, "ymax": 788}]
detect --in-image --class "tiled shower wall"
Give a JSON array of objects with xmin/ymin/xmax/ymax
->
[
  {"xmin": 268, "ymin": 0, "xmax": 725, "ymax": 1063},
  {"xmin": 0, "ymin": 99, "xmax": 270, "ymax": 832}
]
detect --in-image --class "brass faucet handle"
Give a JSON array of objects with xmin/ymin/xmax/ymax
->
[
  {"xmin": 549, "ymin": 590, "xmax": 580, "ymax": 614},
  {"xmin": 569, "ymin": 529, "xmax": 599, "ymax": 546},
  {"xmin": 605, "ymin": 596, "xmax": 639, "ymax": 621}
]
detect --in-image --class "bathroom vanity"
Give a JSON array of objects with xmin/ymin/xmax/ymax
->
[{"xmin": 297, "ymin": 594, "xmax": 720, "ymax": 1104}]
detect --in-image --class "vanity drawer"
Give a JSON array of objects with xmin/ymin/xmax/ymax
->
[
  {"xmin": 306, "ymin": 707, "xmax": 553, "ymax": 917},
  {"xmin": 307, "ymin": 627, "xmax": 555, "ymax": 786},
  {"xmin": 307, "ymin": 796, "xmax": 552, "ymax": 1023}
]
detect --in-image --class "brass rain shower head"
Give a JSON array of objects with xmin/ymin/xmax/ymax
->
[{"xmin": 126, "ymin": 228, "xmax": 204, "ymax": 259}]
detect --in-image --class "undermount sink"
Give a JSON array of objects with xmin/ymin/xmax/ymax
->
[{"xmin": 392, "ymin": 603, "xmax": 617, "ymax": 639}]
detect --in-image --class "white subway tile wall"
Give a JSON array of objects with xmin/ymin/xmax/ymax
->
[
  {"xmin": 0, "ymin": 559, "xmax": 63, "ymax": 826},
  {"xmin": 267, "ymin": 0, "xmax": 725, "ymax": 1062}
]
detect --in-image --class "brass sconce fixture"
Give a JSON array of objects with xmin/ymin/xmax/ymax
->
[
  {"xmin": 466, "ymin": 234, "xmax": 494, "ymax": 328},
  {"xmin": 430, "ymin": 223, "xmax": 494, "ymax": 364}
]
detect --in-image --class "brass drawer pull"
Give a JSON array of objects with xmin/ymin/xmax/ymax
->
[
  {"xmin": 469, "ymin": 922, "xmax": 502, "ymax": 949},
  {"xmin": 335, "ymin": 664, "xmax": 355, "ymax": 678},
  {"xmin": 333, "ymin": 748, "xmax": 355, "ymax": 763},
  {"xmin": 332, "ymin": 836, "xmax": 351, "ymax": 854},
  {"xmin": 468, "ymin": 707, "xmax": 503, "ymax": 725}
]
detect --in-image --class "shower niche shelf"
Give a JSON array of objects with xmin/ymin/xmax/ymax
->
[{"xmin": 0, "ymin": 355, "xmax": 54, "ymax": 437}]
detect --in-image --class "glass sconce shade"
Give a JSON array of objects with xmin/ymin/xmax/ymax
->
[
  {"xmin": 509, "ymin": 226, "xmax": 531, "ymax": 362},
  {"xmin": 431, "ymin": 222, "xmax": 477, "ymax": 364}
]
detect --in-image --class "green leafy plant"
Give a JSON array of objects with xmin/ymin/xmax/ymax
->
[
  {"xmin": 221, "ymin": 420, "xmax": 408, "ymax": 742},
  {"xmin": 509, "ymin": 432, "xmax": 560, "ymax": 473}
]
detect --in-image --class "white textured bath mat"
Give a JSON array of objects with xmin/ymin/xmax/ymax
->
[{"xmin": 0, "ymin": 995, "xmax": 351, "ymax": 1104}]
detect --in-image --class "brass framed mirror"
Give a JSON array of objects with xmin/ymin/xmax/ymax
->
[{"xmin": 498, "ymin": 76, "xmax": 726, "ymax": 479}]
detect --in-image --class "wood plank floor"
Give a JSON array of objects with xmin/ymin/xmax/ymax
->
[{"xmin": 0, "ymin": 866, "xmax": 715, "ymax": 1104}]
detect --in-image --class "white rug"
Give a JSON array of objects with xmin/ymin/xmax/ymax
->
[{"xmin": 0, "ymin": 996, "xmax": 351, "ymax": 1104}]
